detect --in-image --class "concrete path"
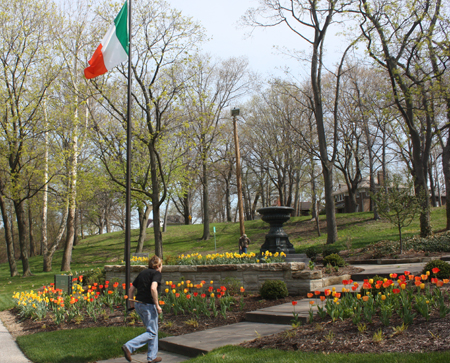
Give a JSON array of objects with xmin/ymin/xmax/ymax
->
[
  {"xmin": 96, "ymin": 350, "xmax": 188, "ymax": 363},
  {"xmin": 0, "ymin": 318, "xmax": 32, "ymax": 363},
  {"xmin": 0, "ymin": 261, "xmax": 432, "ymax": 363}
]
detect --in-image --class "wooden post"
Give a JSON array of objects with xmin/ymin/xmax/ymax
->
[{"xmin": 232, "ymin": 109, "xmax": 245, "ymax": 236}]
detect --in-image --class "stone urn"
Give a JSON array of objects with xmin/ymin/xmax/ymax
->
[{"xmin": 257, "ymin": 206, "xmax": 295, "ymax": 255}]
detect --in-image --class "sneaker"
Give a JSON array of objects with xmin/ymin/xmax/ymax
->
[
  {"xmin": 148, "ymin": 357, "xmax": 162, "ymax": 363},
  {"xmin": 122, "ymin": 345, "xmax": 132, "ymax": 362}
]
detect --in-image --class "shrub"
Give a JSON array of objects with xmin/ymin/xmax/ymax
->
[
  {"xmin": 78, "ymin": 267, "xmax": 105, "ymax": 285},
  {"xmin": 322, "ymin": 253, "xmax": 346, "ymax": 267},
  {"xmin": 322, "ymin": 245, "xmax": 340, "ymax": 258},
  {"xmin": 259, "ymin": 280, "xmax": 288, "ymax": 300},
  {"xmin": 306, "ymin": 246, "xmax": 320, "ymax": 261},
  {"xmin": 422, "ymin": 259, "xmax": 450, "ymax": 280}
]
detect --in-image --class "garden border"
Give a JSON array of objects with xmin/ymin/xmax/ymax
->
[{"xmin": 104, "ymin": 263, "xmax": 351, "ymax": 295}]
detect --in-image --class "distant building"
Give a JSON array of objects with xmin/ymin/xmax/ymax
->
[
  {"xmin": 332, "ymin": 172, "xmax": 386, "ymax": 214},
  {"xmin": 298, "ymin": 202, "xmax": 312, "ymax": 216}
]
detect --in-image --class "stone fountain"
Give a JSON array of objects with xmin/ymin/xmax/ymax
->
[{"xmin": 257, "ymin": 206, "xmax": 295, "ymax": 255}]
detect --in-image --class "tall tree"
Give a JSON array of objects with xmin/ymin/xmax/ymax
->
[
  {"xmin": 359, "ymin": 0, "xmax": 442, "ymax": 237},
  {"xmin": 0, "ymin": 0, "xmax": 60, "ymax": 275},
  {"xmin": 183, "ymin": 55, "xmax": 249, "ymax": 240},
  {"xmin": 91, "ymin": 0, "xmax": 204, "ymax": 256},
  {"xmin": 244, "ymin": 0, "xmax": 355, "ymax": 244}
]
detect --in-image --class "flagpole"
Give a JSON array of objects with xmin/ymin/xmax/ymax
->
[{"xmin": 125, "ymin": 0, "xmax": 132, "ymax": 312}]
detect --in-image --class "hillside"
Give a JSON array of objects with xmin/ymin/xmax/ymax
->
[{"xmin": 0, "ymin": 207, "xmax": 447, "ymax": 310}]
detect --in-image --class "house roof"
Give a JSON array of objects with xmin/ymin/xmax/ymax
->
[
  {"xmin": 332, "ymin": 177, "xmax": 372, "ymax": 196},
  {"xmin": 298, "ymin": 202, "xmax": 312, "ymax": 210}
]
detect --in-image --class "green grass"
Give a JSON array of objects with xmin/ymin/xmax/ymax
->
[
  {"xmin": 188, "ymin": 346, "xmax": 450, "ymax": 363},
  {"xmin": 0, "ymin": 207, "xmax": 447, "ymax": 311},
  {"xmin": 16, "ymin": 326, "xmax": 168, "ymax": 363},
  {"xmin": 3, "ymin": 207, "xmax": 449, "ymax": 363}
]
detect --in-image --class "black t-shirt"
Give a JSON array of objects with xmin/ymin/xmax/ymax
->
[{"xmin": 133, "ymin": 268, "xmax": 162, "ymax": 304}]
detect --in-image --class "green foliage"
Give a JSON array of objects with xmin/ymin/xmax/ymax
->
[
  {"xmin": 421, "ymin": 260, "xmax": 450, "ymax": 280},
  {"xmin": 322, "ymin": 245, "xmax": 340, "ymax": 258},
  {"xmin": 220, "ymin": 277, "xmax": 242, "ymax": 296},
  {"xmin": 406, "ymin": 233, "xmax": 450, "ymax": 253},
  {"xmin": 75, "ymin": 267, "xmax": 105, "ymax": 286},
  {"xmin": 322, "ymin": 253, "xmax": 346, "ymax": 267},
  {"xmin": 306, "ymin": 246, "xmax": 320, "ymax": 261},
  {"xmin": 259, "ymin": 280, "xmax": 288, "ymax": 300},
  {"xmin": 371, "ymin": 175, "xmax": 423, "ymax": 251}
]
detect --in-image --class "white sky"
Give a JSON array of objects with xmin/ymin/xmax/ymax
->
[{"xmin": 168, "ymin": 0, "xmax": 311, "ymax": 79}]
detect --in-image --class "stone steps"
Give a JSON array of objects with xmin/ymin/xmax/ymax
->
[
  {"xmin": 159, "ymin": 322, "xmax": 290, "ymax": 357},
  {"xmin": 284, "ymin": 253, "xmax": 311, "ymax": 264}
]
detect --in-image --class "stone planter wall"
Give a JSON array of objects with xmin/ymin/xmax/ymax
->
[{"xmin": 105, "ymin": 263, "xmax": 351, "ymax": 295}]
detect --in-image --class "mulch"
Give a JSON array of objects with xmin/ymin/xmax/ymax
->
[{"xmin": 241, "ymin": 307, "xmax": 450, "ymax": 354}]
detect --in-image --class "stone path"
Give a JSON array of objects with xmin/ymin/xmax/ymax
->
[
  {"xmin": 0, "ymin": 317, "xmax": 32, "ymax": 363},
  {"xmin": 0, "ymin": 261, "xmax": 432, "ymax": 363}
]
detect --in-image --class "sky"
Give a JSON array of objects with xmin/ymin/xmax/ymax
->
[{"xmin": 168, "ymin": 0, "xmax": 311, "ymax": 79}]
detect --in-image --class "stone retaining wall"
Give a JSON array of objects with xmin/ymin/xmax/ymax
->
[{"xmin": 105, "ymin": 263, "xmax": 351, "ymax": 295}]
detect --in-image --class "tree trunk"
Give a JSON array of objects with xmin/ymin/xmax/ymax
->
[
  {"xmin": 14, "ymin": 200, "xmax": 31, "ymax": 276},
  {"xmin": 184, "ymin": 193, "xmax": 191, "ymax": 225},
  {"xmin": 61, "ymin": 127, "xmax": 79, "ymax": 271},
  {"xmin": 428, "ymin": 162, "xmax": 437, "ymax": 208},
  {"xmin": 0, "ymin": 192, "xmax": 18, "ymax": 277},
  {"xmin": 43, "ymin": 203, "xmax": 69, "ymax": 272},
  {"xmin": 136, "ymin": 204, "xmax": 151, "ymax": 253},
  {"xmin": 251, "ymin": 192, "xmax": 260, "ymax": 220},
  {"xmin": 443, "ymin": 139, "xmax": 450, "ymax": 230},
  {"xmin": 163, "ymin": 199, "xmax": 170, "ymax": 232},
  {"xmin": 28, "ymin": 203, "xmax": 36, "ymax": 257},
  {"xmin": 61, "ymin": 49, "xmax": 80, "ymax": 272},
  {"xmin": 201, "ymin": 154, "xmax": 210, "ymax": 240},
  {"xmin": 311, "ymin": 27, "xmax": 337, "ymax": 244},
  {"xmin": 225, "ymin": 178, "xmax": 232, "ymax": 222},
  {"xmin": 150, "ymin": 145, "xmax": 163, "ymax": 258},
  {"xmin": 73, "ymin": 209, "xmax": 79, "ymax": 246},
  {"xmin": 322, "ymin": 164, "xmax": 337, "ymax": 244}
]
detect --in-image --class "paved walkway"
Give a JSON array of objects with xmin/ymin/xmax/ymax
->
[
  {"xmin": 0, "ymin": 317, "xmax": 32, "ymax": 363},
  {"xmin": 0, "ymin": 261, "xmax": 429, "ymax": 363}
]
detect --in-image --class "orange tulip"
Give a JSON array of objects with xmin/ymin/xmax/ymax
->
[
  {"xmin": 307, "ymin": 293, "xmax": 313, "ymax": 298},
  {"xmin": 362, "ymin": 296, "xmax": 369, "ymax": 302}
]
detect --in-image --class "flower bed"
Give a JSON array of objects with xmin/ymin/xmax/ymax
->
[
  {"xmin": 12, "ymin": 276, "xmax": 127, "ymax": 325},
  {"xmin": 125, "ymin": 251, "xmax": 286, "ymax": 266},
  {"xmin": 105, "ymin": 262, "xmax": 350, "ymax": 295},
  {"xmin": 304, "ymin": 268, "xmax": 450, "ymax": 327}
]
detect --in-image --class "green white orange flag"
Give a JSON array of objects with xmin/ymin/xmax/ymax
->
[{"xmin": 84, "ymin": 1, "xmax": 129, "ymax": 79}]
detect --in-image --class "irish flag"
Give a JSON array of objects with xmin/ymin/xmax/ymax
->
[{"xmin": 84, "ymin": 1, "xmax": 128, "ymax": 79}]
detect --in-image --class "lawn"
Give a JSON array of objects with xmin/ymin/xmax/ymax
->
[
  {"xmin": 0, "ymin": 207, "xmax": 447, "ymax": 311},
  {"xmin": 2, "ymin": 206, "xmax": 449, "ymax": 363},
  {"xmin": 16, "ymin": 326, "xmax": 168, "ymax": 363},
  {"xmin": 188, "ymin": 346, "xmax": 450, "ymax": 363}
]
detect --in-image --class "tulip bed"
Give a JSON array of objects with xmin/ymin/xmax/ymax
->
[
  {"xmin": 11, "ymin": 275, "xmax": 247, "ymax": 327},
  {"xmin": 160, "ymin": 279, "xmax": 246, "ymax": 319},
  {"xmin": 304, "ymin": 268, "xmax": 450, "ymax": 327},
  {"xmin": 124, "ymin": 251, "xmax": 287, "ymax": 266},
  {"xmin": 12, "ymin": 276, "xmax": 128, "ymax": 325}
]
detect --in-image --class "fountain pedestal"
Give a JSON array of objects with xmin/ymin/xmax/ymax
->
[{"xmin": 257, "ymin": 206, "xmax": 295, "ymax": 255}]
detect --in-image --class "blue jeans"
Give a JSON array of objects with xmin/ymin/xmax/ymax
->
[
  {"xmin": 239, "ymin": 247, "xmax": 247, "ymax": 254},
  {"xmin": 124, "ymin": 302, "xmax": 158, "ymax": 361}
]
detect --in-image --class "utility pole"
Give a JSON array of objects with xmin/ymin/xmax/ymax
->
[{"xmin": 232, "ymin": 108, "xmax": 245, "ymax": 236}]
